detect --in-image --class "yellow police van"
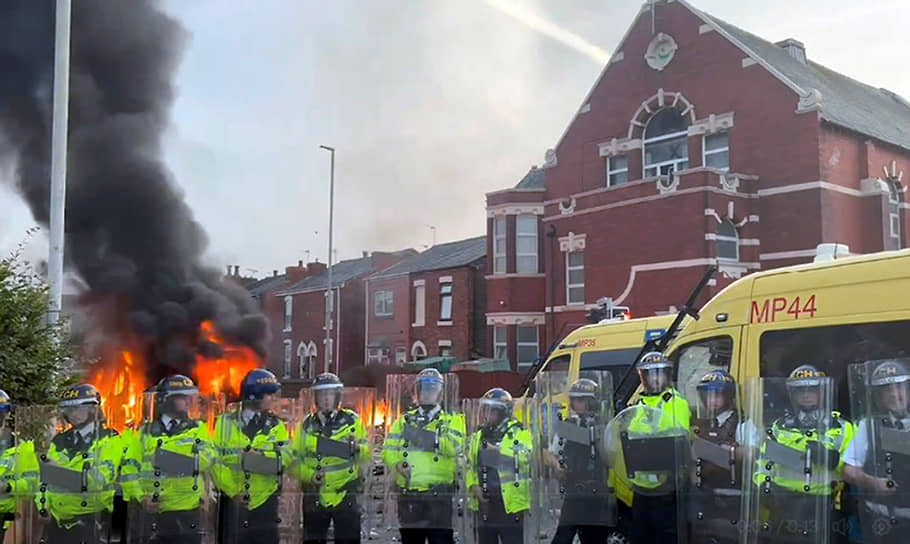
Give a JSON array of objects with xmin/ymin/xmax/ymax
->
[{"xmin": 664, "ymin": 246, "xmax": 910, "ymax": 415}]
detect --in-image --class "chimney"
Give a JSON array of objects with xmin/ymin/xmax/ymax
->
[
  {"xmin": 775, "ymin": 39, "xmax": 806, "ymax": 63},
  {"xmin": 307, "ymin": 261, "xmax": 328, "ymax": 276},
  {"xmin": 226, "ymin": 265, "xmax": 232, "ymax": 276},
  {"xmin": 273, "ymin": 270, "xmax": 278, "ymax": 277},
  {"xmin": 285, "ymin": 261, "xmax": 309, "ymax": 284},
  {"xmin": 362, "ymin": 251, "xmax": 369, "ymax": 258},
  {"xmin": 233, "ymin": 265, "xmax": 240, "ymax": 276}
]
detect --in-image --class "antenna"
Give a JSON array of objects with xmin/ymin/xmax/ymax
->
[{"xmin": 425, "ymin": 225, "xmax": 437, "ymax": 246}]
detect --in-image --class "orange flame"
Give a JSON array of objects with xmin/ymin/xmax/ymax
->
[
  {"xmin": 89, "ymin": 348, "xmax": 148, "ymax": 432},
  {"xmin": 371, "ymin": 400, "xmax": 388, "ymax": 428},
  {"xmin": 193, "ymin": 320, "xmax": 261, "ymax": 400}
]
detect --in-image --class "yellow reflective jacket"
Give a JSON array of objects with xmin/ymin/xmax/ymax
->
[
  {"xmin": 120, "ymin": 417, "xmax": 214, "ymax": 513},
  {"xmin": 752, "ymin": 411, "xmax": 855, "ymax": 496},
  {"xmin": 382, "ymin": 408, "xmax": 465, "ymax": 492},
  {"xmin": 213, "ymin": 410, "xmax": 290, "ymax": 510},
  {"xmin": 466, "ymin": 418, "xmax": 532, "ymax": 515},
  {"xmin": 35, "ymin": 426, "xmax": 123, "ymax": 527},
  {"xmin": 293, "ymin": 409, "xmax": 368, "ymax": 508},
  {"xmin": 0, "ymin": 436, "xmax": 38, "ymax": 518},
  {"xmin": 627, "ymin": 388, "xmax": 690, "ymax": 491}
]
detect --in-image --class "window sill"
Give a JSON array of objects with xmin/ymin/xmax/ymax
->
[
  {"xmin": 282, "ymin": 328, "xmax": 292, "ymax": 333},
  {"xmin": 373, "ymin": 314, "xmax": 394, "ymax": 319},
  {"xmin": 412, "ymin": 322, "xmax": 425, "ymax": 327},
  {"xmin": 437, "ymin": 321, "xmax": 454, "ymax": 327}
]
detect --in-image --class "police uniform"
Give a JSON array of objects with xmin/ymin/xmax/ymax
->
[{"xmin": 0, "ymin": 390, "xmax": 38, "ymax": 542}]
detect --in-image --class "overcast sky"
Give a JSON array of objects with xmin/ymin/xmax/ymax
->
[{"xmin": 1, "ymin": 0, "xmax": 908, "ymax": 279}]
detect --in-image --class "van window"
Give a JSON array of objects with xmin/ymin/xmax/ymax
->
[
  {"xmin": 542, "ymin": 354, "xmax": 570, "ymax": 373},
  {"xmin": 760, "ymin": 320, "xmax": 910, "ymax": 419},
  {"xmin": 580, "ymin": 348, "xmax": 641, "ymax": 389},
  {"xmin": 673, "ymin": 336, "xmax": 733, "ymax": 411}
]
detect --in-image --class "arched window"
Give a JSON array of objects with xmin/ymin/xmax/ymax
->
[
  {"xmin": 716, "ymin": 220, "xmax": 739, "ymax": 261},
  {"xmin": 411, "ymin": 341, "xmax": 428, "ymax": 361},
  {"xmin": 299, "ymin": 342, "xmax": 318, "ymax": 379},
  {"xmin": 644, "ymin": 108, "xmax": 689, "ymax": 177}
]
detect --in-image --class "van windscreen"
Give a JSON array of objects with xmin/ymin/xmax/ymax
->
[{"xmin": 580, "ymin": 348, "xmax": 641, "ymax": 388}]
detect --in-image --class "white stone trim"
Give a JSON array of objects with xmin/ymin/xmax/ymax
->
[
  {"xmin": 437, "ymin": 320, "xmax": 453, "ymax": 327},
  {"xmin": 740, "ymin": 238, "xmax": 761, "ymax": 246},
  {"xmin": 688, "ymin": 112, "xmax": 734, "ymax": 136},
  {"xmin": 741, "ymin": 58, "xmax": 757, "ymax": 68},
  {"xmin": 412, "ymin": 279, "xmax": 425, "ymax": 287},
  {"xmin": 598, "ymin": 137, "xmax": 642, "ymax": 157},
  {"xmin": 759, "ymin": 249, "xmax": 819, "ymax": 261},
  {"xmin": 614, "ymin": 258, "xmax": 718, "ymax": 305},
  {"xmin": 486, "ymin": 312, "xmax": 546, "ymax": 326},
  {"xmin": 628, "ymin": 89, "xmax": 697, "ymax": 139},
  {"xmin": 486, "ymin": 204, "xmax": 545, "ymax": 217},
  {"xmin": 547, "ymin": 303, "xmax": 600, "ymax": 313},
  {"xmin": 485, "ymin": 273, "xmax": 546, "ymax": 280},
  {"xmin": 438, "ymin": 339, "xmax": 452, "ymax": 347},
  {"xmin": 704, "ymin": 208, "xmax": 716, "ymax": 217},
  {"xmin": 757, "ymin": 181, "xmax": 868, "ymax": 198},
  {"xmin": 410, "ymin": 341, "xmax": 428, "ymax": 359},
  {"xmin": 438, "ymin": 276, "xmax": 453, "ymax": 283},
  {"xmin": 578, "ymin": 103, "xmax": 591, "ymax": 114},
  {"xmin": 861, "ymin": 178, "xmax": 890, "ymax": 195},
  {"xmin": 558, "ymin": 232, "xmax": 587, "ymax": 252},
  {"xmin": 698, "ymin": 24, "xmax": 714, "ymax": 34},
  {"xmin": 705, "ymin": 233, "xmax": 717, "ymax": 241},
  {"xmin": 748, "ymin": 215, "xmax": 760, "ymax": 223},
  {"xmin": 611, "ymin": 51, "xmax": 624, "ymax": 63}
]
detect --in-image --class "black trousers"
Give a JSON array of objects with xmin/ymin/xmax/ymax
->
[
  {"xmin": 630, "ymin": 492, "xmax": 678, "ymax": 544},
  {"xmin": 397, "ymin": 488, "xmax": 455, "ymax": 544},
  {"xmin": 475, "ymin": 496, "xmax": 523, "ymax": 544},
  {"xmin": 399, "ymin": 528, "xmax": 455, "ymax": 544},
  {"xmin": 140, "ymin": 508, "xmax": 203, "ymax": 544},
  {"xmin": 303, "ymin": 494, "xmax": 361, "ymax": 544},
  {"xmin": 551, "ymin": 524, "xmax": 610, "ymax": 544},
  {"xmin": 40, "ymin": 513, "xmax": 109, "ymax": 544},
  {"xmin": 218, "ymin": 493, "xmax": 280, "ymax": 543},
  {"xmin": 552, "ymin": 495, "xmax": 613, "ymax": 544}
]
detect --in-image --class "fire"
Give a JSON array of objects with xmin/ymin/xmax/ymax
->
[
  {"xmin": 371, "ymin": 400, "xmax": 388, "ymax": 428},
  {"xmin": 89, "ymin": 348, "xmax": 148, "ymax": 432},
  {"xmin": 193, "ymin": 320, "xmax": 261, "ymax": 400}
]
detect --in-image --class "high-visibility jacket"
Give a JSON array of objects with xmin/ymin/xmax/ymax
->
[
  {"xmin": 627, "ymin": 388, "xmax": 690, "ymax": 492},
  {"xmin": 466, "ymin": 418, "xmax": 532, "ymax": 515},
  {"xmin": 382, "ymin": 408, "xmax": 465, "ymax": 492},
  {"xmin": 120, "ymin": 417, "xmax": 214, "ymax": 513},
  {"xmin": 36, "ymin": 426, "xmax": 123, "ymax": 527},
  {"xmin": 0, "ymin": 436, "xmax": 38, "ymax": 520},
  {"xmin": 752, "ymin": 411, "xmax": 854, "ymax": 496},
  {"xmin": 213, "ymin": 411, "xmax": 290, "ymax": 510},
  {"xmin": 293, "ymin": 409, "xmax": 368, "ymax": 508}
]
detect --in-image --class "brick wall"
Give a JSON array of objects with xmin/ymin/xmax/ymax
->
[{"xmin": 365, "ymin": 276, "xmax": 411, "ymax": 364}]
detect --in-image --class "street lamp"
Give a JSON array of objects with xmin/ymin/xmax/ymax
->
[{"xmin": 319, "ymin": 145, "xmax": 335, "ymax": 374}]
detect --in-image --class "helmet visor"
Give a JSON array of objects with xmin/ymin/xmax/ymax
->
[
  {"xmin": 697, "ymin": 388, "xmax": 735, "ymax": 420},
  {"xmin": 416, "ymin": 377, "xmax": 443, "ymax": 406},
  {"xmin": 315, "ymin": 389, "xmax": 339, "ymax": 412},
  {"xmin": 638, "ymin": 366, "xmax": 671, "ymax": 394},
  {"xmin": 875, "ymin": 381, "xmax": 910, "ymax": 416}
]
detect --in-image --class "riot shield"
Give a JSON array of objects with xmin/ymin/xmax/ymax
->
[
  {"xmin": 848, "ymin": 360, "xmax": 910, "ymax": 544},
  {"xmin": 0, "ymin": 403, "xmax": 32, "ymax": 544},
  {"xmin": 532, "ymin": 371, "xmax": 615, "ymax": 542},
  {"xmin": 123, "ymin": 392, "xmax": 219, "ymax": 543},
  {"xmin": 741, "ymin": 376, "xmax": 838, "ymax": 544},
  {"xmin": 215, "ymin": 396, "xmax": 297, "ymax": 543},
  {"xmin": 380, "ymin": 372, "xmax": 463, "ymax": 541},
  {"xmin": 20, "ymin": 404, "xmax": 114, "ymax": 543},
  {"xmin": 293, "ymin": 386, "xmax": 374, "ymax": 543},
  {"xmin": 687, "ymin": 377, "xmax": 745, "ymax": 543}
]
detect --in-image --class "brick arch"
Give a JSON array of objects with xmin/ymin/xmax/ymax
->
[{"xmin": 627, "ymin": 88, "xmax": 697, "ymax": 139}]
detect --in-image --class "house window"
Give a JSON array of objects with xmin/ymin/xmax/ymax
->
[
  {"xmin": 516, "ymin": 326, "xmax": 539, "ymax": 370},
  {"xmin": 283, "ymin": 340, "xmax": 292, "ymax": 378},
  {"xmin": 299, "ymin": 342, "xmax": 317, "ymax": 379},
  {"xmin": 414, "ymin": 284, "xmax": 426, "ymax": 326},
  {"xmin": 703, "ymin": 132, "xmax": 730, "ymax": 171},
  {"xmin": 493, "ymin": 217, "xmax": 507, "ymax": 274},
  {"xmin": 283, "ymin": 296, "xmax": 293, "ymax": 331},
  {"xmin": 367, "ymin": 348, "xmax": 382, "ymax": 365},
  {"xmin": 717, "ymin": 220, "xmax": 739, "ymax": 261},
  {"xmin": 644, "ymin": 108, "xmax": 689, "ymax": 177},
  {"xmin": 515, "ymin": 215, "xmax": 538, "ymax": 273},
  {"xmin": 607, "ymin": 155, "xmax": 629, "ymax": 187},
  {"xmin": 374, "ymin": 290, "xmax": 394, "ymax": 317},
  {"xmin": 493, "ymin": 327, "xmax": 508, "ymax": 363},
  {"xmin": 411, "ymin": 341, "xmax": 428, "ymax": 361},
  {"xmin": 566, "ymin": 251, "xmax": 585, "ymax": 305},
  {"xmin": 395, "ymin": 346, "xmax": 408, "ymax": 364},
  {"xmin": 439, "ymin": 283, "xmax": 453, "ymax": 321},
  {"xmin": 440, "ymin": 346, "xmax": 452, "ymax": 358}
]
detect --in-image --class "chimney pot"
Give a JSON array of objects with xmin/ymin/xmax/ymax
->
[
  {"xmin": 273, "ymin": 270, "xmax": 278, "ymax": 277},
  {"xmin": 775, "ymin": 38, "xmax": 806, "ymax": 63},
  {"xmin": 298, "ymin": 260, "xmax": 303, "ymax": 267},
  {"xmin": 234, "ymin": 265, "xmax": 240, "ymax": 276},
  {"xmin": 226, "ymin": 265, "xmax": 232, "ymax": 276}
]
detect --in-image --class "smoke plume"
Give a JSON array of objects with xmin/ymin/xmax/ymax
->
[{"xmin": 0, "ymin": 1, "xmax": 268, "ymax": 380}]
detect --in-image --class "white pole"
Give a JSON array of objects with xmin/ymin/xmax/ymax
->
[
  {"xmin": 48, "ymin": 0, "xmax": 72, "ymax": 325},
  {"xmin": 319, "ymin": 145, "xmax": 335, "ymax": 374}
]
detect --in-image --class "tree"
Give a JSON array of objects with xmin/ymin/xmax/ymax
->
[{"xmin": 0, "ymin": 245, "xmax": 73, "ymax": 405}]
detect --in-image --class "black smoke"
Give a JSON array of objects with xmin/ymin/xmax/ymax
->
[{"xmin": 0, "ymin": 1, "xmax": 268, "ymax": 381}]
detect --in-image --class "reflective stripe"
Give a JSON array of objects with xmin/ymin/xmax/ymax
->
[{"xmin": 120, "ymin": 474, "xmax": 140, "ymax": 482}]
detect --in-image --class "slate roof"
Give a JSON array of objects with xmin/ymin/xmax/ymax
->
[
  {"xmin": 370, "ymin": 236, "xmax": 486, "ymax": 279},
  {"xmin": 515, "ymin": 167, "xmax": 547, "ymax": 189},
  {"xmin": 278, "ymin": 256, "xmax": 377, "ymax": 295},
  {"xmin": 703, "ymin": 14, "xmax": 910, "ymax": 151},
  {"xmin": 246, "ymin": 274, "xmax": 287, "ymax": 297}
]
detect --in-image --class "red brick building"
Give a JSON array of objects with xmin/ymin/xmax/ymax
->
[
  {"xmin": 267, "ymin": 251, "xmax": 414, "ymax": 391},
  {"xmin": 485, "ymin": 0, "xmax": 910, "ymax": 372},
  {"xmin": 365, "ymin": 236, "xmax": 487, "ymax": 365}
]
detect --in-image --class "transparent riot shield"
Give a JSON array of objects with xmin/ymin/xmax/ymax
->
[
  {"xmin": 215, "ymin": 396, "xmax": 297, "ymax": 543},
  {"xmin": 20, "ymin": 404, "xmax": 113, "ymax": 543},
  {"xmin": 741, "ymin": 376, "xmax": 837, "ymax": 544},
  {"xmin": 462, "ymin": 395, "xmax": 536, "ymax": 544},
  {"xmin": 381, "ymin": 372, "xmax": 463, "ymax": 541},
  {"xmin": 0, "ymin": 404, "xmax": 31, "ymax": 544},
  {"xmin": 605, "ymin": 400, "xmax": 690, "ymax": 542},
  {"xmin": 848, "ymin": 360, "xmax": 910, "ymax": 544},
  {"xmin": 124, "ymin": 392, "xmax": 219, "ymax": 543},
  {"xmin": 293, "ymin": 386, "xmax": 374, "ymax": 543},
  {"xmin": 532, "ymin": 371, "xmax": 615, "ymax": 542},
  {"xmin": 688, "ymin": 377, "xmax": 745, "ymax": 543}
]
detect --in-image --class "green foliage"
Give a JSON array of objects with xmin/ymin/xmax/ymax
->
[{"xmin": 0, "ymin": 239, "xmax": 74, "ymax": 405}]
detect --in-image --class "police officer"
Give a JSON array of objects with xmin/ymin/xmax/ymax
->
[
  {"xmin": 382, "ymin": 368, "xmax": 465, "ymax": 544},
  {"xmin": 214, "ymin": 369, "xmax": 288, "ymax": 543},
  {"xmin": 0, "ymin": 389, "xmax": 37, "ymax": 541},
  {"xmin": 544, "ymin": 378, "xmax": 611, "ymax": 544},
  {"xmin": 294, "ymin": 372, "xmax": 368, "ymax": 544},
  {"xmin": 466, "ymin": 388, "xmax": 532, "ymax": 544},
  {"xmin": 38, "ymin": 383, "xmax": 123, "ymax": 544},
  {"xmin": 628, "ymin": 352, "xmax": 690, "ymax": 544},
  {"xmin": 689, "ymin": 369, "xmax": 741, "ymax": 544},
  {"xmin": 751, "ymin": 365, "xmax": 854, "ymax": 542},
  {"xmin": 844, "ymin": 360, "xmax": 910, "ymax": 544},
  {"xmin": 121, "ymin": 375, "xmax": 215, "ymax": 544}
]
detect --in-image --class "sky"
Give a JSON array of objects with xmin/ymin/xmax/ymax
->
[{"xmin": 1, "ymin": 0, "xmax": 908, "ymax": 279}]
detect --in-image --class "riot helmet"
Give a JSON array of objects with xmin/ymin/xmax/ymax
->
[
  {"xmin": 786, "ymin": 365, "xmax": 826, "ymax": 419},
  {"xmin": 59, "ymin": 384, "xmax": 101, "ymax": 428},
  {"xmin": 480, "ymin": 388, "xmax": 513, "ymax": 429},
  {"xmin": 638, "ymin": 352, "xmax": 673, "ymax": 395},
  {"xmin": 870, "ymin": 359, "xmax": 910, "ymax": 417},
  {"xmin": 241, "ymin": 368, "xmax": 281, "ymax": 412},
  {"xmin": 568, "ymin": 378, "xmax": 600, "ymax": 416},
  {"xmin": 312, "ymin": 372, "xmax": 343, "ymax": 415},
  {"xmin": 155, "ymin": 374, "xmax": 198, "ymax": 419},
  {"xmin": 0, "ymin": 390, "xmax": 13, "ymax": 426},
  {"xmin": 415, "ymin": 368, "xmax": 444, "ymax": 409},
  {"xmin": 696, "ymin": 369, "xmax": 736, "ymax": 421}
]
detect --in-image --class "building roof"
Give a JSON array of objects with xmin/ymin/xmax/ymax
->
[
  {"xmin": 277, "ymin": 256, "xmax": 375, "ymax": 295},
  {"xmin": 515, "ymin": 167, "xmax": 547, "ymax": 189},
  {"xmin": 246, "ymin": 274, "xmax": 287, "ymax": 297},
  {"xmin": 700, "ymin": 13, "xmax": 910, "ymax": 151},
  {"xmin": 370, "ymin": 236, "xmax": 486, "ymax": 279}
]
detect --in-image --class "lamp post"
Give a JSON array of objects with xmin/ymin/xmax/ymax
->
[{"xmin": 319, "ymin": 145, "xmax": 335, "ymax": 373}]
